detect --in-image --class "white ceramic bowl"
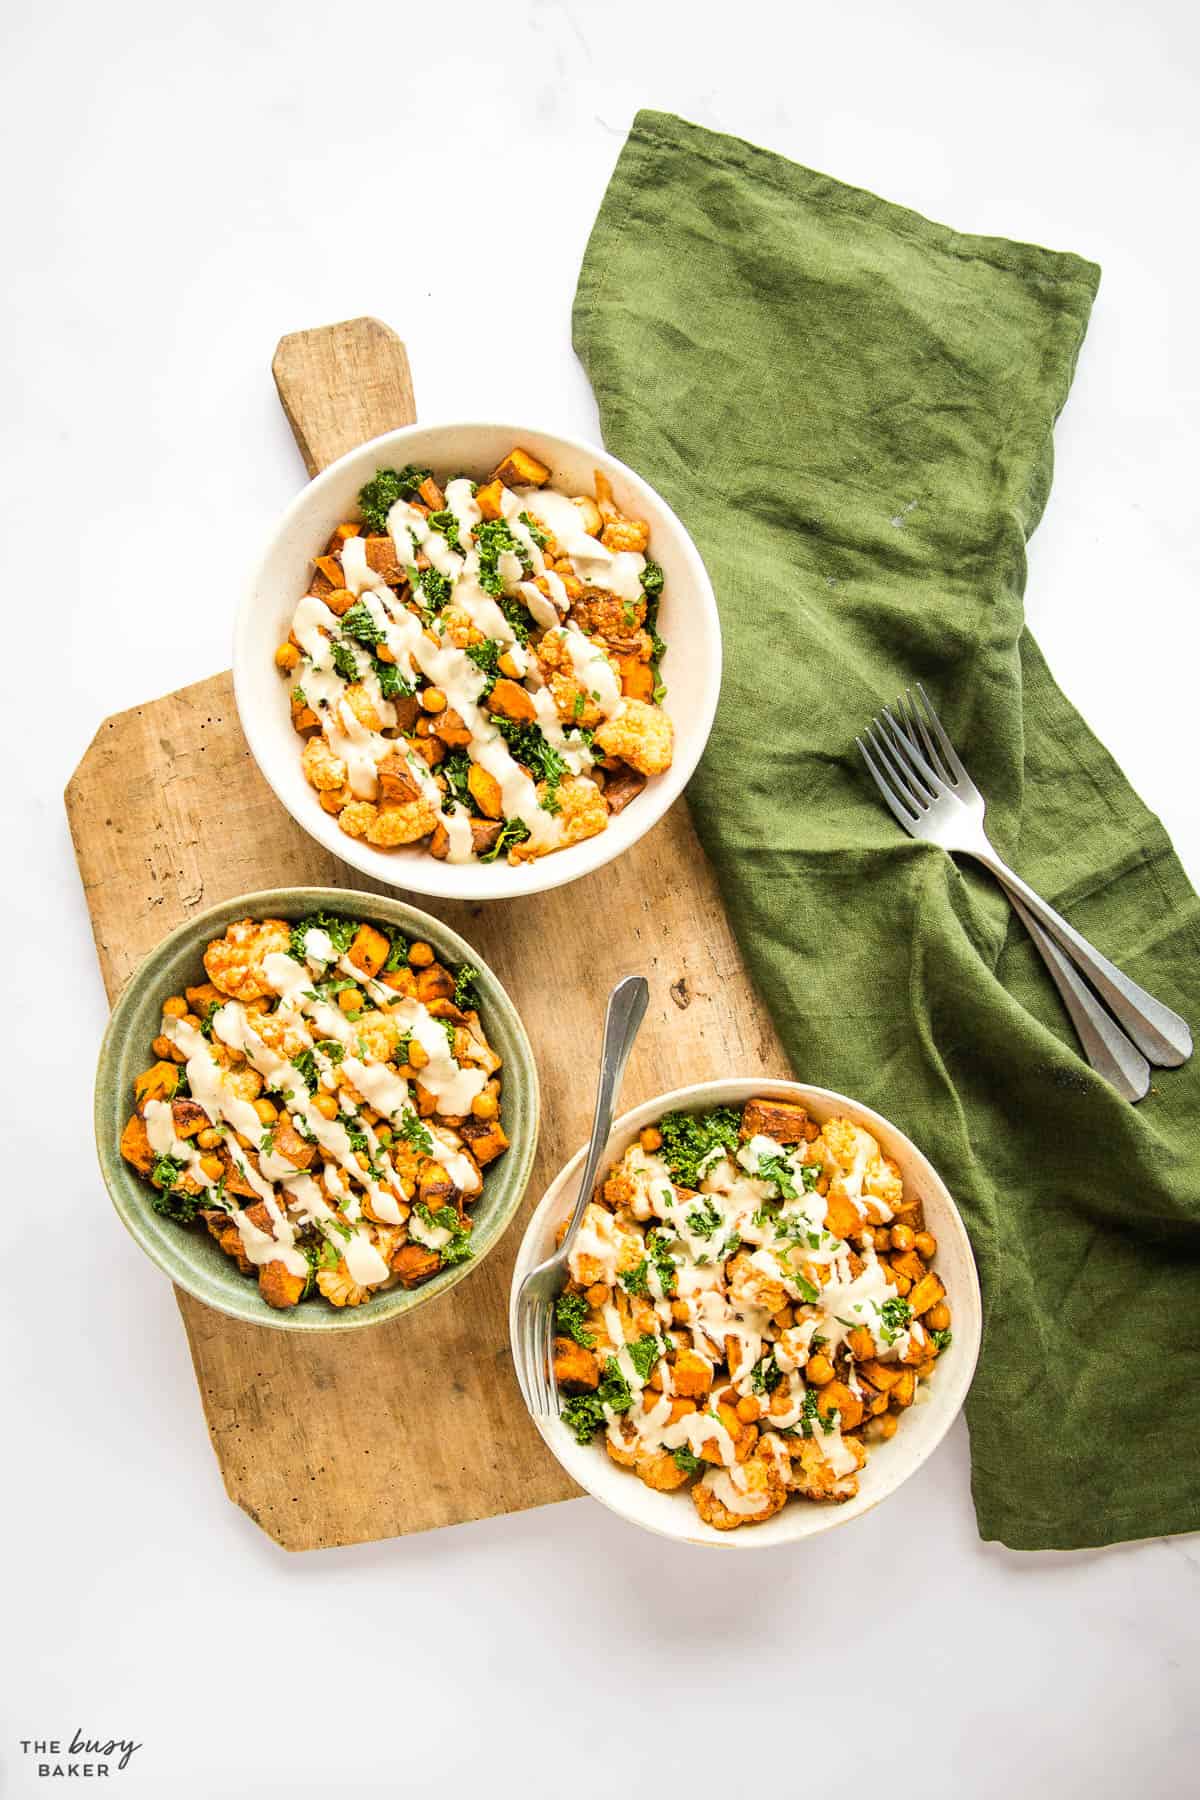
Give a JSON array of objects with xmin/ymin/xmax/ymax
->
[
  {"xmin": 510, "ymin": 1078, "xmax": 981, "ymax": 1549},
  {"xmin": 234, "ymin": 422, "xmax": 721, "ymax": 900}
]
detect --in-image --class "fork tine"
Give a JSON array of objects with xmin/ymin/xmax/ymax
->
[
  {"xmin": 856, "ymin": 734, "xmax": 920, "ymax": 832},
  {"xmin": 880, "ymin": 707, "xmax": 948, "ymax": 797},
  {"xmin": 914, "ymin": 683, "xmax": 969, "ymax": 784},
  {"xmin": 898, "ymin": 689, "xmax": 948, "ymax": 783},
  {"xmin": 867, "ymin": 719, "xmax": 929, "ymax": 811},
  {"xmin": 534, "ymin": 1303, "xmax": 553, "ymax": 1418},
  {"xmin": 527, "ymin": 1300, "xmax": 545, "ymax": 1415}
]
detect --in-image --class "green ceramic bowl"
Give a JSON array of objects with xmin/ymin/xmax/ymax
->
[{"xmin": 95, "ymin": 886, "xmax": 540, "ymax": 1332}]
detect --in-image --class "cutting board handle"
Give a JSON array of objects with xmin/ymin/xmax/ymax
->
[{"xmin": 272, "ymin": 317, "xmax": 418, "ymax": 478}]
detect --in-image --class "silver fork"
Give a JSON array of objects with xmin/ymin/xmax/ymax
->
[
  {"xmin": 511, "ymin": 974, "xmax": 649, "ymax": 1422},
  {"xmin": 857, "ymin": 685, "xmax": 1191, "ymax": 1097}
]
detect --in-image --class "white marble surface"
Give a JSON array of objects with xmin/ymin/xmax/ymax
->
[{"xmin": 3, "ymin": 1, "xmax": 1198, "ymax": 1794}]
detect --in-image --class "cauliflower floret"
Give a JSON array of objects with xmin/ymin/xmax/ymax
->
[
  {"xmin": 556, "ymin": 775, "xmax": 609, "ymax": 848},
  {"xmin": 365, "ymin": 797, "xmax": 439, "ymax": 847},
  {"xmin": 634, "ymin": 1448, "xmax": 692, "ymax": 1492},
  {"xmin": 601, "ymin": 518, "xmax": 651, "ymax": 554},
  {"xmin": 864, "ymin": 1154, "xmax": 903, "ymax": 1211},
  {"xmin": 594, "ymin": 698, "xmax": 674, "ymax": 777},
  {"xmin": 301, "ymin": 734, "xmax": 349, "ymax": 792},
  {"xmin": 203, "ymin": 917, "xmax": 292, "ymax": 1001},
  {"xmin": 727, "ymin": 1250, "xmax": 790, "ymax": 1317},
  {"xmin": 220, "ymin": 1063, "xmax": 264, "ymax": 1103},
  {"xmin": 338, "ymin": 800, "xmax": 378, "ymax": 839},
  {"xmin": 254, "ymin": 1010, "xmax": 312, "ymax": 1060},
  {"xmin": 691, "ymin": 1457, "xmax": 787, "ymax": 1531},
  {"xmin": 342, "ymin": 683, "xmax": 382, "ymax": 731},
  {"xmin": 570, "ymin": 590, "xmax": 647, "ymax": 637},
  {"xmin": 603, "ymin": 1144, "xmax": 672, "ymax": 1220},
  {"xmin": 788, "ymin": 1433, "xmax": 867, "ymax": 1502},
  {"xmin": 549, "ymin": 670, "xmax": 602, "ymax": 727},
  {"xmin": 819, "ymin": 1116, "xmax": 879, "ymax": 1174},
  {"xmin": 316, "ymin": 1261, "xmax": 373, "ymax": 1307},
  {"xmin": 567, "ymin": 1201, "xmax": 643, "ymax": 1288},
  {"xmin": 346, "ymin": 1010, "xmax": 401, "ymax": 1065}
]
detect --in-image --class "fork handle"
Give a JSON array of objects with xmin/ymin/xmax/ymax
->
[
  {"xmin": 558, "ymin": 975, "xmax": 651, "ymax": 1257},
  {"xmin": 1006, "ymin": 891, "xmax": 1150, "ymax": 1101},
  {"xmin": 978, "ymin": 851, "xmax": 1192, "ymax": 1068}
]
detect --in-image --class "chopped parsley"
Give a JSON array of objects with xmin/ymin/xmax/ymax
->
[
  {"xmin": 751, "ymin": 1353, "xmax": 784, "ymax": 1394},
  {"xmin": 381, "ymin": 929, "xmax": 409, "ymax": 975},
  {"xmin": 426, "ymin": 507, "xmax": 461, "ymax": 548},
  {"xmin": 518, "ymin": 510, "xmax": 548, "ymax": 550},
  {"xmin": 641, "ymin": 559, "xmax": 664, "ymax": 598},
  {"xmin": 396, "ymin": 1108, "xmax": 433, "ymax": 1154},
  {"xmin": 479, "ymin": 817, "xmax": 530, "ymax": 863},
  {"xmin": 339, "ymin": 601, "xmax": 385, "ymax": 647},
  {"xmin": 331, "ymin": 637, "xmax": 361, "ymax": 682},
  {"xmin": 685, "ymin": 1197, "xmax": 722, "ymax": 1239},
  {"xmin": 658, "ymin": 1106, "xmax": 741, "ymax": 1187},
  {"xmin": 441, "ymin": 750, "xmax": 473, "ymax": 812},
  {"xmin": 878, "ymin": 1296, "xmax": 913, "ymax": 1345},
  {"xmin": 646, "ymin": 1229, "xmax": 678, "ymax": 1296},
  {"xmin": 417, "ymin": 567, "xmax": 452, "ymax": 614},
  {"xmin": 626, "ymin": 1335, "xmax": 664, "ymax": 1383},
  {"xmin": 415, "ymin": 1201, "xmax": 473, "ymax": 1267},
  {"xmin": 499, "ymin": 598, "xmax": 532, "ymax": 645},
  {"xmin": 554, "ymin": 1292, "xmax": 595, "ymax": 1348},
  {"xmin": 619, "ymin": 1259, "xmax": 650, "ymax": 1298},
  {"xmin": 494, "ymin": 719, "xmax": 567, "ymax": 805},
  {"xmin": 358, "ymin": 465, "xmax": 431, "ymax": 533},
  {"xmin": 473, "ymin": 518, "xmax": 529, "ymax": 596},
  {"xmin": 465, "ymin": 637, "xmax": 502, "ymax": 696},
  {"xmin": 562, "ymin": 1395, "xmax": 605, "ymax": 1444},
  {"xmin": 453, "ymin": 963, "xmax": 480, "ymax": 1009},
  {"xmin": 148, "ymin": 1155, "xmax": 207, "ymax": 1225},
  {"xmin": 337, "ymin": 1112, "xmax": 370, "ymax": 1155},
  {"xmin": 671, "ymin": 1445, "xmax": 702, "ymax": 1476},
  {"xmin": 800, "ymin": 1385, "xmax": 821, "ymax": 1439},
  {"xmin": 756, "ymin": 1152, "xmax": 799, "ymax": 1200},
  {"xmin": 929, "ymin": 1327, "xmax": 953, "ymax": 1352},
  {"xmin": 372, "ymin": 655, "xmax": 411, "ymax": 701},
  {"xmin": 289, "ymin": 911, "xmax": 357, "ymax": 963}
]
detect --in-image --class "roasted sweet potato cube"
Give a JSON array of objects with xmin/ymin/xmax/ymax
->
[
  {"xmin": 890, "ymin": 1248, "xmax": 927, "ymax": 1286},
  {"xmin": 890, "ymin": 1369, "xmax": 917, "ymax": 1408},
  {"xmin": 817, "ymin": 1379, "xmax": 864, "ymax": 1432},
  {"xmin": 616, "ymin": 655, "xmax": 655, "ymax": 702},
  {"xmin": 847, "ymin": 1326, "xmax": 876, "ymax": 1362},
  {"xmin": 857, "ymin": 1359, "xmax": 902, "ymax": 1392},
  {"xmin": 458, "ymin": 1114, "xmax": 509, "ymax": 1166},
  {"xmin": 413, "ymin": 1081, "xmax": 439, "ymax": 1118},
  {"xmin": 259, "ymin": 1260, "xmax": 306, "ymax": 1309},
  {"xmin": 416, "ymin": 475, "xmax": 444, "ymax": 510},
  {"xmin": 363, "ymin": 535, "xmax": 403, "ymax": 584},
  {"xmin": 134, "ymin": 1061, "xmax": 180, "ymax": 1108},
  {"xmin": 218, "ymin": 1144, "xmax": 262, "ymax": 1198},
  {"xmin": 739, "ymin": 1097, "xmax": 811, "ymax": 1144},
  {"xmin": 475, "ymin": 479, "xmax": 505, "ymax": 521},
  {"xmin": 431, "ymin": 816, "xmax": 503, "ymax": 860},
  {"xmin": 314, "ymin": 554, "xmax": 344, "ymax": 588},
  {"xmin": 890, "ymin": 1194, "xmax": 927, "ymax": 1234},
  {"xmin": 417, "ymin": 1158, "xmax": 457, "ymax": 1209},
  {"xmin": 553, "ymin": 1335, "xmax": 600, "ymax": 1391},
  {"xmin": 467, "ymin": 762, "xmax": 503, "ymax": 818},
  {"xmin": 291, "ymin": 704, "xmax": 321, "ymax": 736},
  {"xmin": 823, "ymin": 1190, "xmax": 863, "ymax": 1242},
  {"xmin": 170, "ymin": 1098, "xmax": 209, "ymax": 1139},
  {"xmin": 601, "ymin": 762, "xmax": 646, "ymax": 816},
  {"xmin": 328, "ymin": 521, "xmax": 361, "ymax": 551},
  {"xmin": 376, "ymin": 750, "xmax": 422, "ymax": 805},
  {"xmin": 348, "ymin": 922, "xmax": 391, "ymax": 978},
  {"xmin": 273, "ymin": 1114, "xmax": 317, "ymax": 1169},
  {"xmin": 120, "ymin": 1113, "xmax": 155, "ymax": 1176},
  {"xmin": 432, "ymin": 707, "xmax": 473, "ymax": 749},
  {"xmin": 415, "ymin": 963, "xmax": 455, "ymax": 1005},
  {"xmin": 492, "ymin": 446, "xmax": 551, "ymax": 488},
  {"xmin": 672, "ymin": 1349, "xmax": 714, "ymax": 1398},
  {"xmin": 487, "ymin": 678, "xmax": 537, "ymax": 725},
  {"xmin": 392, "ymin": 1243, "xmax": 442, "ymax": 1287},
  {"xmin": 185, "ymin": 981, "xmax": 223, "ymax": 1013},
  {"xmin": 908, "ymin": 1272, "xmax": 946, "ymax": 1317}
]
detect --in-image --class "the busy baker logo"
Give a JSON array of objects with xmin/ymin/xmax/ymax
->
[{"xmin": 17, "ymin": 1732, "xmax": 143, "ymax": 1779}]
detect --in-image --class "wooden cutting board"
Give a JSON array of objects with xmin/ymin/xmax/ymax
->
[{"xmin": 66, "ymin": 317, "xmax": 790, "ymax": 1552}]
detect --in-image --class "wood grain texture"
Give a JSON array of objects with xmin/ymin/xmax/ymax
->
[{"xmin": 65, "ymin": 317, "xmax": 790, "ymax": 1552}]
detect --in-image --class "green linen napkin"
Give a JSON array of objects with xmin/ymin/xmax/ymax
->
[{"xmin": 573, "ymin": 110, "xmax": 1200, "ymax": 1551}]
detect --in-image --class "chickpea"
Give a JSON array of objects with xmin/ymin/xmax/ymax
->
[
  {"xmin": 875, "ymin": 1413, "xmax": 899, "ymax": 1440},
  {"xmin": 471, "ymin": 1091, "xmax": 499, "ymax": 1120},
  {"xmin": 254, "ymin": 1098, "xmax": 278, "ymax": 1125},
  {"xmin": 275, "ymin": 642, "xmax": 301, "ymax": 673},
  {"xmin": 375, "ymin": 1125, "xmax": 394, "ymax": 1147},
  {"xmin": 805, "ymin": 1354, "xmax": 834, "ymax": 1386},
  {"xmin": 313, "ymin": 1093, "xmax": 339, "ymax": 1120},
  {"xmin": 891, "ymin": 1223, "xmax": 915, "ymax": 1253},
  {"xmin": 586, "ymin": 1283, "xmax": 609, "ymax": 1309},
  {"xmin": 161, "ymin": 996, "xmax": 188, "ymax": 1018},
  {"xmin": 420, "ymin": 688, "xmax": 448, "ymax": 714},
  {"xmin": 915, "ymin": 1231, "xmax": 938, "ymax": 1261},
  {"xmin": 771, "ymin": 1304, "xmax": 794, "ymax": 1330},
  {"xmin": 197, "ymin": 1128, "xmax": 223, "ymax": 1150},
  {"xmin": 199, "ymin": 1155, "xmax": 224, "ymax": 1181},
  {"xmin": 354, "ymin": 1151, "xmax": 370, "ymax": 1170},
  {"xmin": 338, "ymin": 988, "xmax": 362, "ymax": 1013},
  {"xmin": 927, "ymin": 1302, "xmax": 951, "ymax": 1333},
  {"xmin": 408, "ymin": 1040, "xmax": 429, "ymax": 1070},
  {"xmin": 639, "ymin": 1125, "xmax": 663, "ymax": 1153},
  {"xmin": 498, "ymin": 652, "xmax": 522, "ymax": 678},
  {"xmin": 736, "ymin": 1395, "xmax": 761, "ymax": 1424},
  {"xmin": 872, "ymin": 1228, "xmax": 892, "ymax": 1251},
  {"xmin": 408, "ymin": 941, "xmax": 435, "ymax": 967}
]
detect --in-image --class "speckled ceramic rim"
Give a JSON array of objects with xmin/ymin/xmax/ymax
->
[
  {"xmin": 510, "ymin": 1078, "xmax": 982, "ymax": 1549},
  {"xmin": 95, "ymin": 887, "xmax": 540, "ymax": 1333}
]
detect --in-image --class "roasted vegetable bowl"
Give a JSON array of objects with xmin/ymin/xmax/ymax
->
[
  {"xmin": 96, "ymin": 889, "xmax": 539, "ymax": 1331},
  {"xmin": 510, "ymin": 1079, "xmax": 981, "ymax": 1547}
]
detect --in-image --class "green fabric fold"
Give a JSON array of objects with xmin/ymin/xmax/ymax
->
[{"xmin": 573, "ymin": 110, "xmax": 1200, "ymax": 1551}]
